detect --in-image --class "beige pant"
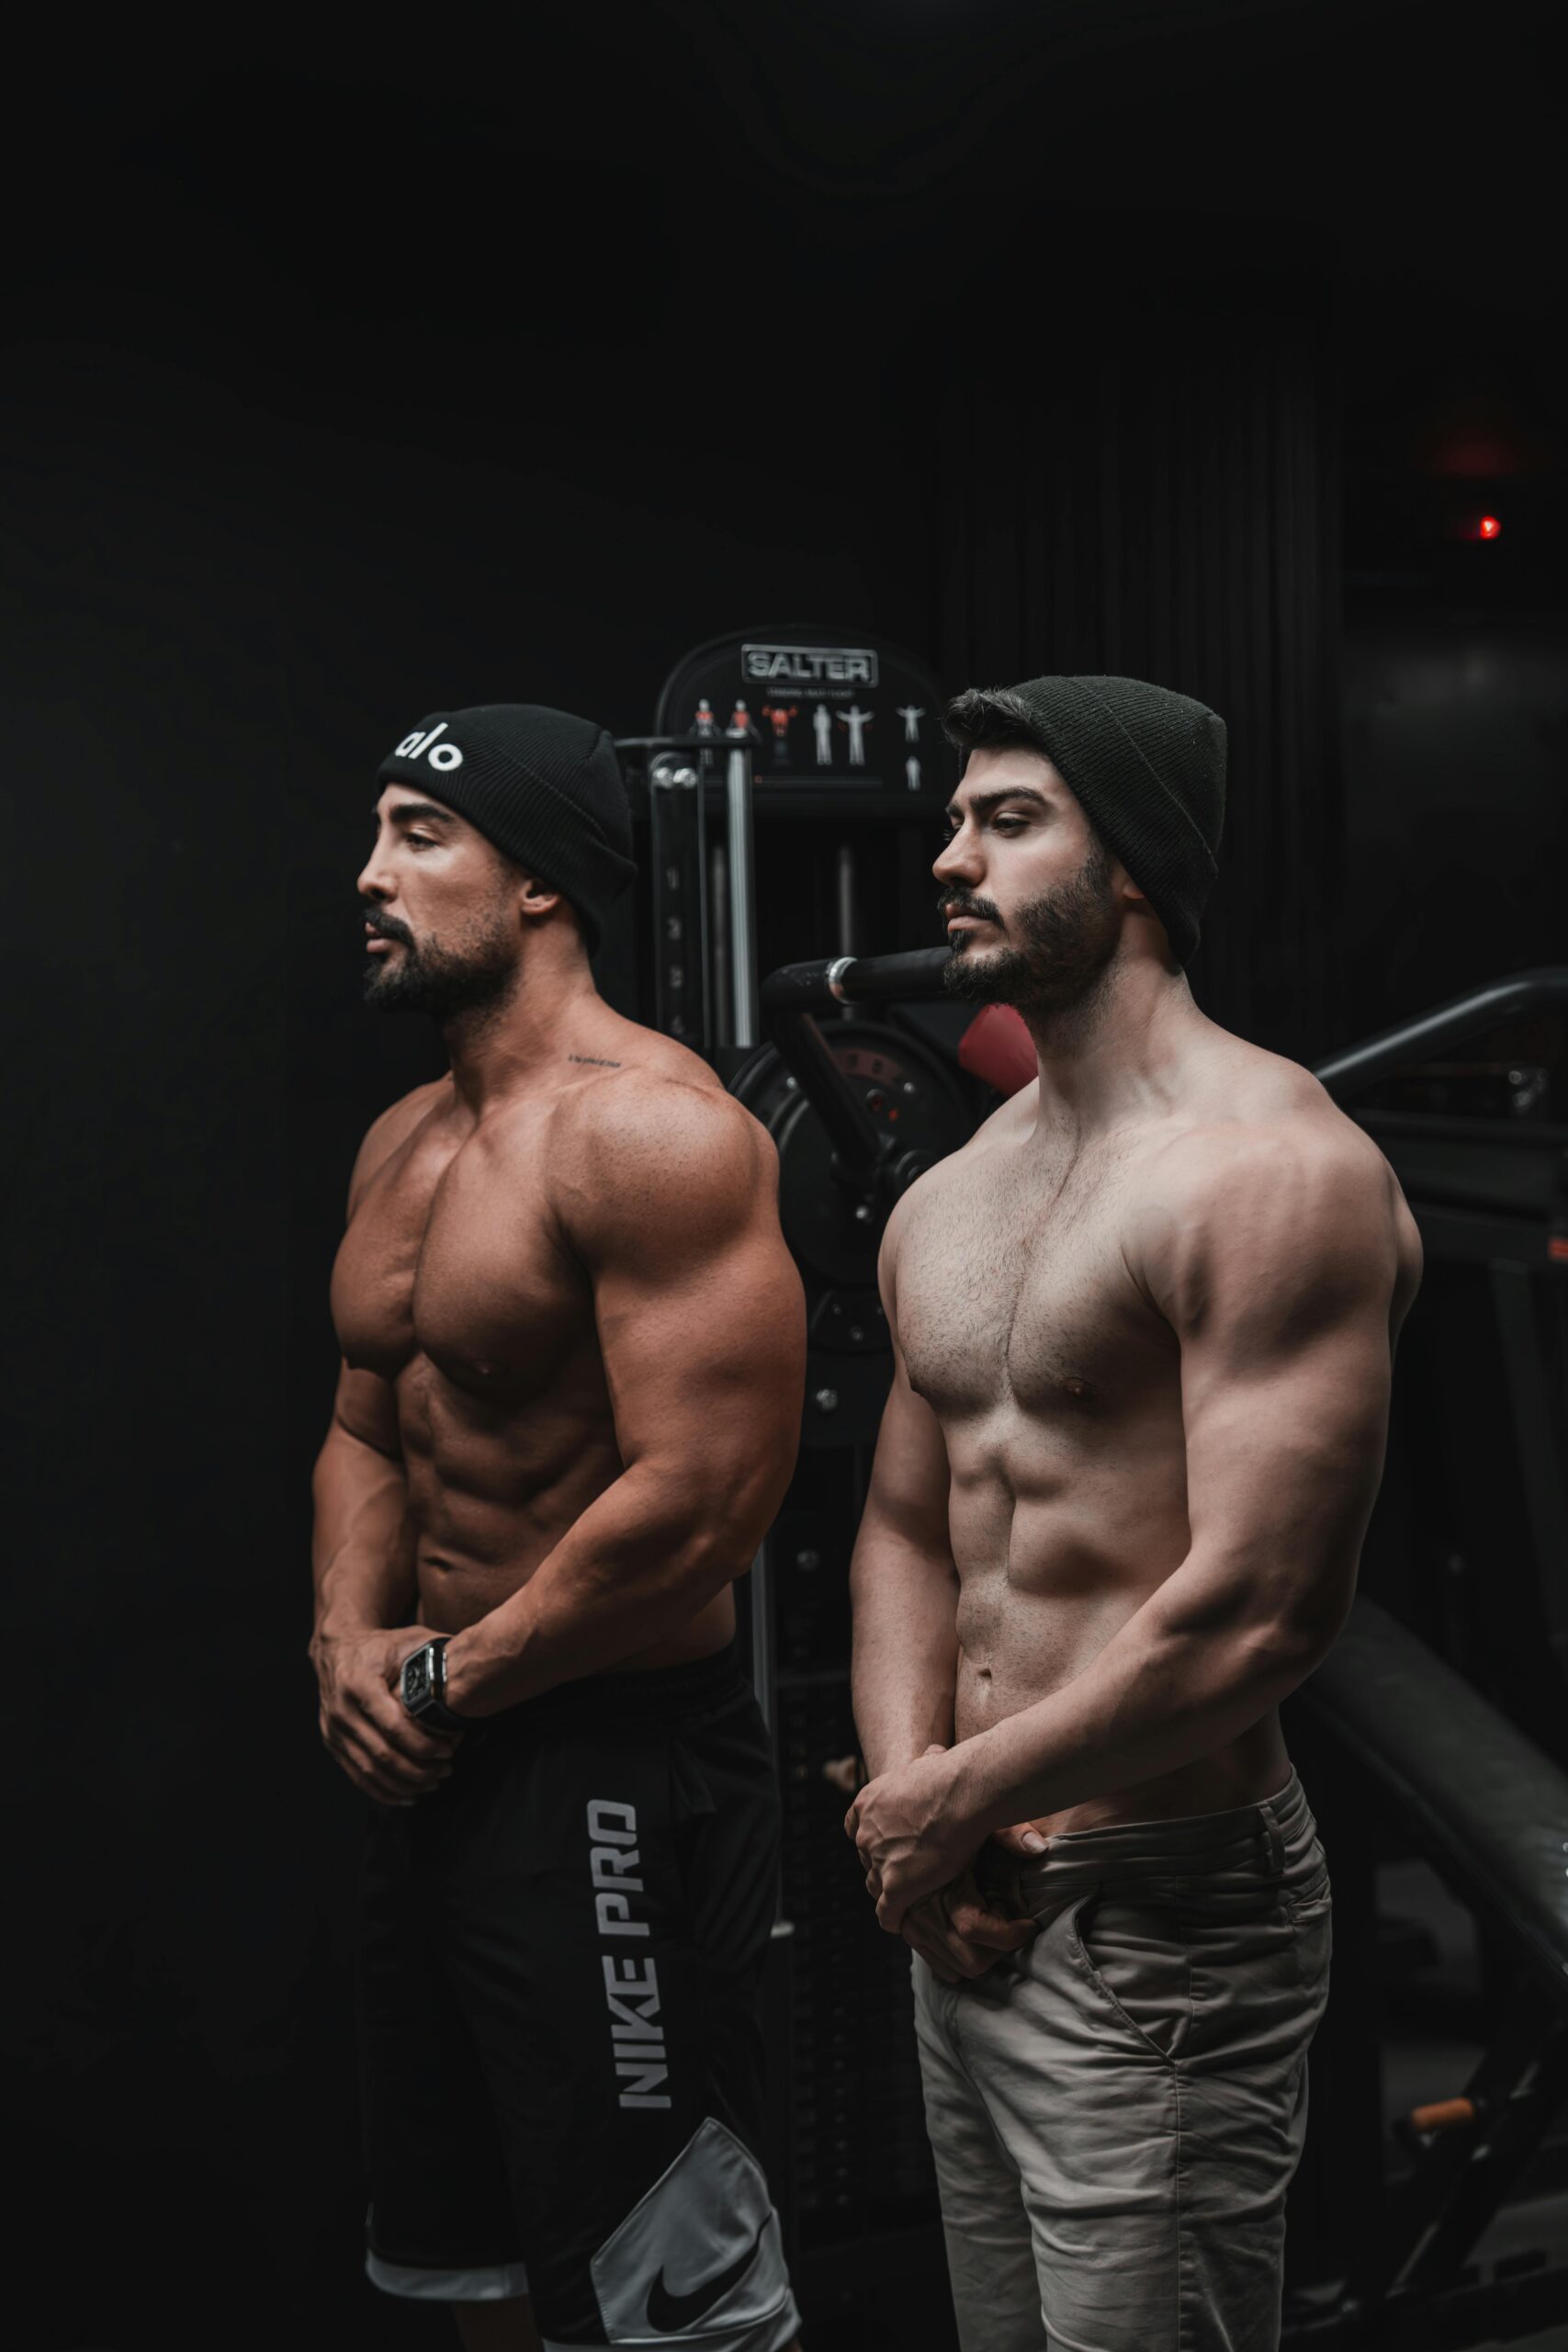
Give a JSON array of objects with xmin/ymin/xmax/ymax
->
[{"xmin": 913, "ymin": 1770, "xmax": 1331, "ymax": 2352}]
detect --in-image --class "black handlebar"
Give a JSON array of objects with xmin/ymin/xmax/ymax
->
[
  {"xmin": 1311, "ymin": 967, "xmax": 1568, "ymax": 1099},
  {"xmin": 760, "ymin": 947, "xmax": 953, "ymax": 1019}
]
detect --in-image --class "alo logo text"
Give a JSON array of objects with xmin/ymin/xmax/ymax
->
[{"xmin": 394, "ymin": 719, "xmax": 464, "ymax": 772}]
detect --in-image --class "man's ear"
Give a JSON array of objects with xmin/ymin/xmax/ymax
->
[
  {"xmin": 514, "ymin": 870, "xmax": 564, "ymax": 922},
  {"xmin": 1108, "ymin": 854, "xmax": 1148, "ymax": 908}
]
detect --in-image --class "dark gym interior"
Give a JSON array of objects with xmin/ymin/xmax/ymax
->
[{"xmin": 6, "ymin": 6, "xmax": 1566, "ymax": 2347}]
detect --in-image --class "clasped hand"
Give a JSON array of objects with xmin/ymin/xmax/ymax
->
[
  {"xmin": 846, "ymin": 1743, "xmax": 1045, "ymax": 1980},
  {"xmin": 311, "ymin": 1625, "xmax": 461, "ymax": 1805}
]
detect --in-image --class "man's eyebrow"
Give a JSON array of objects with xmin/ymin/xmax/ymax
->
[
  {"xmin": 942, "ymin": 784, "xmax": 1050, "ymax": 822},
  {"xmin": 372, "ymin": 799, "xmax": 457, "ymax": 826}
]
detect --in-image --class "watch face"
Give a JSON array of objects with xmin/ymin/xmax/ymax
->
[{"xmin": 404, "ymin": 1655, "xmax": 429, "ymax": 1702}]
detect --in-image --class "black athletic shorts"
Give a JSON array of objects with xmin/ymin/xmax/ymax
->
[{"xmin": 356, "ymin": 1643, "xmax": 798, "ymax": 2352}]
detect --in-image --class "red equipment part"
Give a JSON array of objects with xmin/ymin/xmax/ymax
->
[{"xmin": 958, "ymin": 1004, "xmax": 1035, "ymax": 1099}]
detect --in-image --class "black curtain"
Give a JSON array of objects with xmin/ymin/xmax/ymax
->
[{"xmin": 938, "ymin": 295, "xmax": 1345, "ymax": 1060}]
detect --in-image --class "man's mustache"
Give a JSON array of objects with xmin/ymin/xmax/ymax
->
[
  {"xmin": 362, "ymin": 907, "xmax": 415, "ymax": 948},
  {"xmin": 939, "ymin": 893, "xmax": 1003, "ymax": 926}
]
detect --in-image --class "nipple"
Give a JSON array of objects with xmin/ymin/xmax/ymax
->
[{"xmin": 1061, "ymin": 1374, "xmax": 1089, "ymax": 1397}]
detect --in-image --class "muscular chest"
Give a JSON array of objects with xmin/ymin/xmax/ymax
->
[
  {"xmin": 897, "ymin": 1141, "xmax": 1168, "ymax": 1421},
  {"xmin": 330, "ymin": 1117, "xmax": 588, "ymax": 1403}
]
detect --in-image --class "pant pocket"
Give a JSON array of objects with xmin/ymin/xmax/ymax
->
[
  {"xmin": 1285, "ymin": 1884, "xmax": 1333, "ymax": 2000},
  {"xmin": 1067, "ymin": 1887, "xmax": 1193, "ymax": 2061}
]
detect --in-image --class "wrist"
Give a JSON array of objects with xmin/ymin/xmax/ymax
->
[
  {"xmin": 946, "ymin": 1727, "xmax": 1014, "ymax": 1838},
  {"xmin": 310, "ymin": 1615, "xmax": 379, "ymax": 1658},
  {"xmin": 442, "ymin": 1627, "xmax": 513, "ymax": 1719}
]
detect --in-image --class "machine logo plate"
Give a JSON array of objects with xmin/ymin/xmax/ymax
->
[{"xmin": 741, "ymin": 642, "xmax": 880, "ymax": 688}]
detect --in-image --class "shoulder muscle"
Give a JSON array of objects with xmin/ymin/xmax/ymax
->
[
  {"xmin": 1133, "ymin": 1121, "xmax": 1400, "ymax": 1351},
  {"xmin": 554, "ymin": 1078, "xmax": 777, "ymax": 1267}
]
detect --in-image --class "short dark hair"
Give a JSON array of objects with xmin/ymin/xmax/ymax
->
[{"xmin": 942, "ymin": 686, "xmax": 1052, "ymax": 761}]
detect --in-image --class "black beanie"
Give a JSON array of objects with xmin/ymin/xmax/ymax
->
[
  {"xmin": 377, "ymin": 704, "xmax": 635, "ymax": 954},
  {"xmin": 962, "ymin": 674, "xmax": 1226, "ymax": 966}
]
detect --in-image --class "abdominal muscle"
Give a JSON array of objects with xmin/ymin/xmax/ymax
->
[
  {"xmin": 396, "ymin": 1369, "xmax": 736, "ymax": 1667},
  {"xmin": 949, "ymin": 1479, "xmax": 1291, "ymax": 1837}
]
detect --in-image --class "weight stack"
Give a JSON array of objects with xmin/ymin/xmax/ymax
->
[
  {"xmin": 778, "ymin": 1667, "xmax": 940, "ymax": 2252},
  {"xmin": 773, "ymin": 1484, "xmax": 942, "ymax": 2264}
]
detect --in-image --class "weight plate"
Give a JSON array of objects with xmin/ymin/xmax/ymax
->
[{"xmin": 732, "ymin": 1021, "xmax": 973, "ymax": 1284}]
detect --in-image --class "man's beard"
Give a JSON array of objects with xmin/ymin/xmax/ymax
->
[
  {"xmin": 941, "ymin": 839, "xmax": 1121, "ymax": 1019},
  {"xmin": 361, "ymin": 906, "xmax": 519, "ymax": 1023}
]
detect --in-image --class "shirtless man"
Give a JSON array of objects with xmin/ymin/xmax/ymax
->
[
  {"xmin": 846, "ymin": 674, "xmax": 1421, "ymax": 2352},
  {"xmin": 309, "ymin": 704, "xmax": 805, "ymax": 2352}
]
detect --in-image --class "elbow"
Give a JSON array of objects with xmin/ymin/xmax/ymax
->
[
  {"xmin": 642, "ymin": 1450, "xmax": 790, "ymax": 1590},
  {"xmin": 1235, "ymin": 1611, "xmax": 1337, "ymax": 1702},
  {"xmin": 717, "ymin": 1423, "xmax": 800, "ymax": 1555},
  {"xmin": 709, "ymin": 1453, "xmax": 791, "ymax": 1568}
]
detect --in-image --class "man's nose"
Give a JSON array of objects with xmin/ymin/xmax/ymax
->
[
  {"xmin": 933, "ymin": 826, "xmax": 980, "ymax": 887},
  {"xmin": 356, "ymin": 845, "xmax": 395, "ymax": 903}
]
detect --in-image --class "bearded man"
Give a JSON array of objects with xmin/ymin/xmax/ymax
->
[
  {"xmin": 311, "ymin": 704, "xmax": 805, "ymax": 2352},
  {"xmin": 844, "ymin": 675, "xmax": 1421, "ymax": 2352}
]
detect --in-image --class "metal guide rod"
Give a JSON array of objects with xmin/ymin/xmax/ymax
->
[
  {"xmin": 647, "ymin": 753, "xmax": 708, "ymax": 1051},
  {"xmin": 750, "ymin": 1539, "xmax": 774, "ymax": 1736},
  {"xmin": 835, "ymin": 842, "xmax": 856, "ymax": 962},
  {"xmin": 621, "ymin": 735, "xmax": 764, "ymax": 1054},
  {"xmin": 726, "ymin": 744, "xmax": 760, "ymax": 1047},
  {"xmin": 709, "ymin": 842, "xmax": 730, "ymax": 1050}
]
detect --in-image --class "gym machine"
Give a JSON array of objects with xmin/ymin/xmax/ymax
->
[{"xmin": 1330, "ymin": 976, "xmax": 1568, "ymax": 1770}]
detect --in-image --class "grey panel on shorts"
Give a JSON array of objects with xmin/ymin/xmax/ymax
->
[{"xmin": 580, "ymin": 2117, "xmax": 799, "ymax": 2352}]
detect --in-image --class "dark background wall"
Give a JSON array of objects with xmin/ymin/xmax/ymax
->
[{"xmin": 4, "ymin": 6, "xmax": 1562, "ymax": 2346}]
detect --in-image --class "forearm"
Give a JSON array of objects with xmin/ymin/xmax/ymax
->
[
  {"xmin": 310, "ymin": 1421, "xmax": 417, "ymax": 1644},
  {"xmin": 442, "ymin": 1464, "xmax": 755, "ymax": 1713},
  {"xmin": 952, "ymin": 1575, "xmax": 1320, "ymax": 1836},
  {"xmin": 850, "ymin": 1529, "xmax": 960, "ymax": 1781}
]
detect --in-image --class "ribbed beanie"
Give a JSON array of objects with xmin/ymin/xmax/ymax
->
[
  {"xmin": 965, "ymin": 675, "xmax": 1226, "ymax": 965},
  {"xmin": 377, "ymin": 704, "xmax": 635, "ymax": 954}
]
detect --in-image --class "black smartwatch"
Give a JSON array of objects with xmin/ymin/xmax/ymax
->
[{"xmin": 398, "ymin": 1637, "xmax": 470, "ymax": 1733}]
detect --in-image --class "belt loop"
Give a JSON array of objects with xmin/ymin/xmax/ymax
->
[{"xmin": 1259, "ymin": 1804, "xmax": 1285, "ymax": 1880}]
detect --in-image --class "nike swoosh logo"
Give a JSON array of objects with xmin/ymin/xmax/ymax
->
[{"xmin": 646, "ymin": 2219, "xmax": 766, "ymax": 2333}]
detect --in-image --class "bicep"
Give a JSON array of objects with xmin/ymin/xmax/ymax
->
[
  {"xmin": 581, "ymin": 1112, "xmax": 806, "ymax": 1488},
  {"xmin": 596, "ymin": 1227, "xmax": 805, "ymax": 1454},
  {"xmin": 859, "ymin": 1214, "xmax": 953, "ymax": 1558},
  {"xmin": 1161, "ymin": 1152, "xmax": 1400, "ymax": 1645},
  {"xmin": 1181, "ymin": 1310, "xmax": 1392, "ymax": 1588}
]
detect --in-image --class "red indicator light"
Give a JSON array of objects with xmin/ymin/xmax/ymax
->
[{"xmin": 1479, "ymin": 514, "xmax": 1502, "ymax": 539}]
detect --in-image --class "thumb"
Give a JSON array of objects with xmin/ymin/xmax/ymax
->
[
  {"xmin": 373, "ymin": 1626, "xmax": 439, "ymax": 1681},
  {"xmin": 990, "ymin": 1820, "xmax": 1050, "ymax": 1859},
  {"xmin": 966, "ymin": 1913, "xmax": 1039, "ymax": 1951}
]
